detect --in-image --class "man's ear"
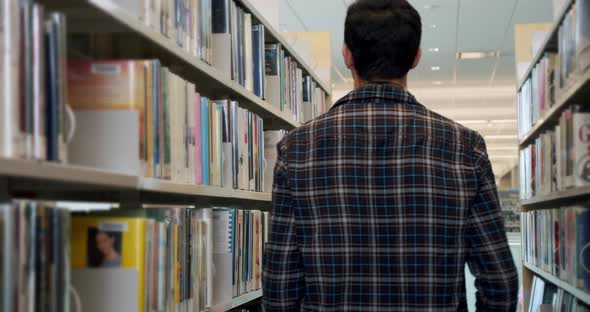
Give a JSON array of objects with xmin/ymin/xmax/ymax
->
[
  {"xmin": 343, "ymin": 44, "xmax": 354, "ymax": 70},
  {"xmin": 411, "ymin": 47, "xmax": 422, "ymax": 69}
]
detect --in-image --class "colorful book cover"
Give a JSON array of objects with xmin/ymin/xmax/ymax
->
[
  {"xmin": 68, "ymin": 60, "xmax": 148, "ymax": 165},
  {"xmin": 70, "ymin": 216, "xmax": 147, "ymax": 309},
  {"xmin": 201, "ymin": 97, "xmax": 210, "ymax": 185}
]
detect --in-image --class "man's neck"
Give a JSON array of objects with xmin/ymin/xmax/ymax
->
[{"xmin": 355, "ymin": 77, "xmax": 408, "ymax": 90}]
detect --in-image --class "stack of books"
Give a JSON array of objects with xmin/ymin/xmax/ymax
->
[
  {"xmin": 1, "ymin": 201, "xmax": 71, "ymax": 312},
  {"xmin": 70, "ymin": 208, "xmax": 214, "ymax": 312},
  {"xmin": 67, "ymin": 59, "xmax": 266, "ymax": 192},
  {"xmin": 265, "ymin": 44, "xmax": 327, "ymax": 123},
  {"xmin": 211, "ymin": 208, "xmax": 269, "ymax": 305},
  {"xmin": 519, "ymin": 105, "xmax": 590, "ymax": 200},
  {"xmin": 521, "ymin": 206, "xmax": 590, "ymax": 292},
  {"xmin": 0, "ymin": 2, "xmax": 69, "ymax": 162}
]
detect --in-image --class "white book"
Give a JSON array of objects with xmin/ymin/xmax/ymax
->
[
  {"xmin": 32, "ymin": 4, "xmax": 46, "ymax": 160},
  {"xmin": 244, "ymin": 14, "xmax": 254, "ymax": 92},
  {"xmin": 68, "ymin": 110, "xmax": 141, "ymax": 176},
  {"xmin": 266, "ymin": 76, "xmax": 281, "ymax": 109},
  {"xmin": 211, "ymin": 33, "xmax": 232, "ymax": 80},
  {"xmin": 0, "ymin": 0, "xmax": 23, "ymax": 159},
  {"xmin": 72, "ymin": 269, "xmax": 139, "ymax": 312}
]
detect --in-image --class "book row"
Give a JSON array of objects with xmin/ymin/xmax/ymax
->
[
  {"xmin": 517, "ymin": 0, "xmax": 590, "ymax": 138},
  {"xmin": 1, "ymin": 202, "xmax": 270, "ymax": 312},
  {"xmin": 70, "ymin": 207, "xmax": 268, "ymax": 312},
  {"xmin": 521, "ymin": 206, "xmax": 590, "ymax": 293},
  {"xmin": 212, "ymin": 209, "xmax": 269, "ymax": 302},
  {"xmin": 0, "ymin": 202, "xmax": 71, "ymax": 312},
  {"xmin": 68, "ymin": 59, "xmax": 267, "ymax": 191},
  {"xmin": 528, "ymin": 276, "xmax": 589, "ymax": 312},
  {"xmin": 71, "ymin": 208, "xmax": 215, "ymax": 312},
  {"xmin": 518, "ymin": 105, "xmax": 590, "ymax": 200},
  {"xmin": 98, "ymin": 0, "xmax": 327, "ymax": 123},
  {"xmin": 0, "ymin": 2, "xmax": 69, "ymax": 162}
]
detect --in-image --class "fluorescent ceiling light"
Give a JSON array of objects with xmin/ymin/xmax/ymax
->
[
  {"xmin": 428, "ymin": 48, "xmax": 440, "ymax": 52},
  {"xmin": 431, "ymin": 66, "xmax": 441, "ymax": 71},
  {"xmin": 457, "ymin": 51, "xmax": 498, "ymax": 60},
  {"xmin": 432, "ymin": 81, "xmax": 444, "ymax": 85},
  {"xmin": 430, "ymin": 24, "xmax": 437, "ymax": 29}
]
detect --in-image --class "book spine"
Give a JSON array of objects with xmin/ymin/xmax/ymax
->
[
  {"xmin": 32, "ymin": 4, "xmax": 45, "ymax": 161},
  {"xmin": 1, "ymin": 0, "xmax": 22, "ymax": 159},
  {"xmin": 201, "ymin": 97, "xmax": 210, "ymax": 185}
]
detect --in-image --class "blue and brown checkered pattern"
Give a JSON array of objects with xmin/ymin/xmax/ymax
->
[{"xmin": 263, "ymin": 83, "xmax": 518, "ymax": 311}]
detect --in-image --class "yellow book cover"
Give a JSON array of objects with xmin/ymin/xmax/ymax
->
[
  {"xmin": 68, "ymin": 60, "xmax": 148, "ymax": 164},
  {"xmin": 70, "ymin": 216, "xmax": 147, "ymax": 311},
  {"xmin": 173, "ymin": 223, "xmax": 180, "ymax": 312}
]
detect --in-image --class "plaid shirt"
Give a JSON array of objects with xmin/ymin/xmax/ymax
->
[{"xmin": 263, "ymin": 83, "xmax": 518, "ymax": 311}]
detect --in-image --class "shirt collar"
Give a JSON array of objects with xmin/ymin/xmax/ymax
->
[{"xmin": 331, "ymin": 83, "xmax": 420, "ymax": 110}]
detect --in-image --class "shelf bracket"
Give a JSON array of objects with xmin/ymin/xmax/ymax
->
[
  {"xmin": 118, "ymin": 191, "xmax": 142, "ymax": 210},
  {"xmin": 0, "ymin": 178, "xmax": 9, "ymax": 202}
]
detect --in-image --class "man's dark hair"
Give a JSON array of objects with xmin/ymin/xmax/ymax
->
[{"xmin": 345, "ymin": 0, "xmax": 422, "ymax": 81}]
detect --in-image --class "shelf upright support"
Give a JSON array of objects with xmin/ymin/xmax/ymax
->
[
  {"xmin": 119, "ymin": 190, "xmax": 142, "ymax": 210},
  {"xmin": 0, "ymin": 178, "xmax": 10, "ymax": 202}
]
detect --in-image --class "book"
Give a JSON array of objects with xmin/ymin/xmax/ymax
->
[
  {"xmin": 67, "ymin": 60, "xmax": 147, "ymax": 176},
  {"xmin": 265, "ymin": 44, "xmax": 282, "ymax": 110},
  {"xmin": 251, "ymin": 24, "xmax": 265, "ymax": 99},
  {"xmin": 70, "ymin": 208, "xmax": 213, "ymax": 312},
  {"xmin": 522, "ymin": 206, "xmax": 590, "ymax": 293},
  {"xmin": 0, "ymin": 0, "xmax": 22, "ymax": 159},
  {"xmin": 201, "ymin": 96, "xmax": 211, "ymax": 185}
]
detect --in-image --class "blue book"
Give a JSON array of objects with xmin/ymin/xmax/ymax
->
[
  {"xmin": 212, "ymin": 0, "xmax": 230, "ymax": 33},
  {"xmin": 237, "ymin": 7, "xmax": 244, "ymax": 86},
  {"xmin": 252, "ymin": 25, "xmax": 265, "ymax": 99},
  {"xmin": 44, "ymin": 18, "xmax": 59, "ymax": 162},
  {"xmin": 201, "ymin": 97, "xmax": 210, "ymax": 185}
]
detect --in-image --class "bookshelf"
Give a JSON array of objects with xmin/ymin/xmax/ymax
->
[
  {"xmin": 39, "ymin": 0, "xmax": 331, "ymax": 131},
  {"xmin": 517, "ymin": 0, "xmax": 590, "ymax": 310},
  {"xmin": 1, "ymin": 0, "xmax": 330, "ymax": 310},
  {"xmin": 0, "ymin": 157, "xmax": 271, "ymax": 209},
  {"xmin": 519, "ymin": 69, "xmax": 590, "ymax": 147},
  {"xmin": 523, "ymin": 262, "xmax": 590, "ymax": 306}
]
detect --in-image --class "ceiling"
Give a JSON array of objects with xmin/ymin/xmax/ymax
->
[{"xmin": 277, "ymin": 0, "xmax": 553, "ymax": 177}]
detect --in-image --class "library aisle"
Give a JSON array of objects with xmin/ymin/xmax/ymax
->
[{"xmin": 0, "ymin": 0, "xmax": 588, "ymax": 311}]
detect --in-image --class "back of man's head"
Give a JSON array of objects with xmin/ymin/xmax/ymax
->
[{"xmin": 345, "ymin": 0, "xmax": 422, "ymax": 81}]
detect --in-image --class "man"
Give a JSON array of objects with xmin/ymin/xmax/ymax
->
[{"xmin": 262, "ymin": 0, "xmax": 519, "ymax": 311}]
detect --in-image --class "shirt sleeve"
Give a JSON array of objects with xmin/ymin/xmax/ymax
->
[
  {"xmin": 466, "ymin": 133, "xmax": 519, "ymax": 311},
  {"xmin": 262, "ymin": 138, "xmax": 305, "ymax": 311}
]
